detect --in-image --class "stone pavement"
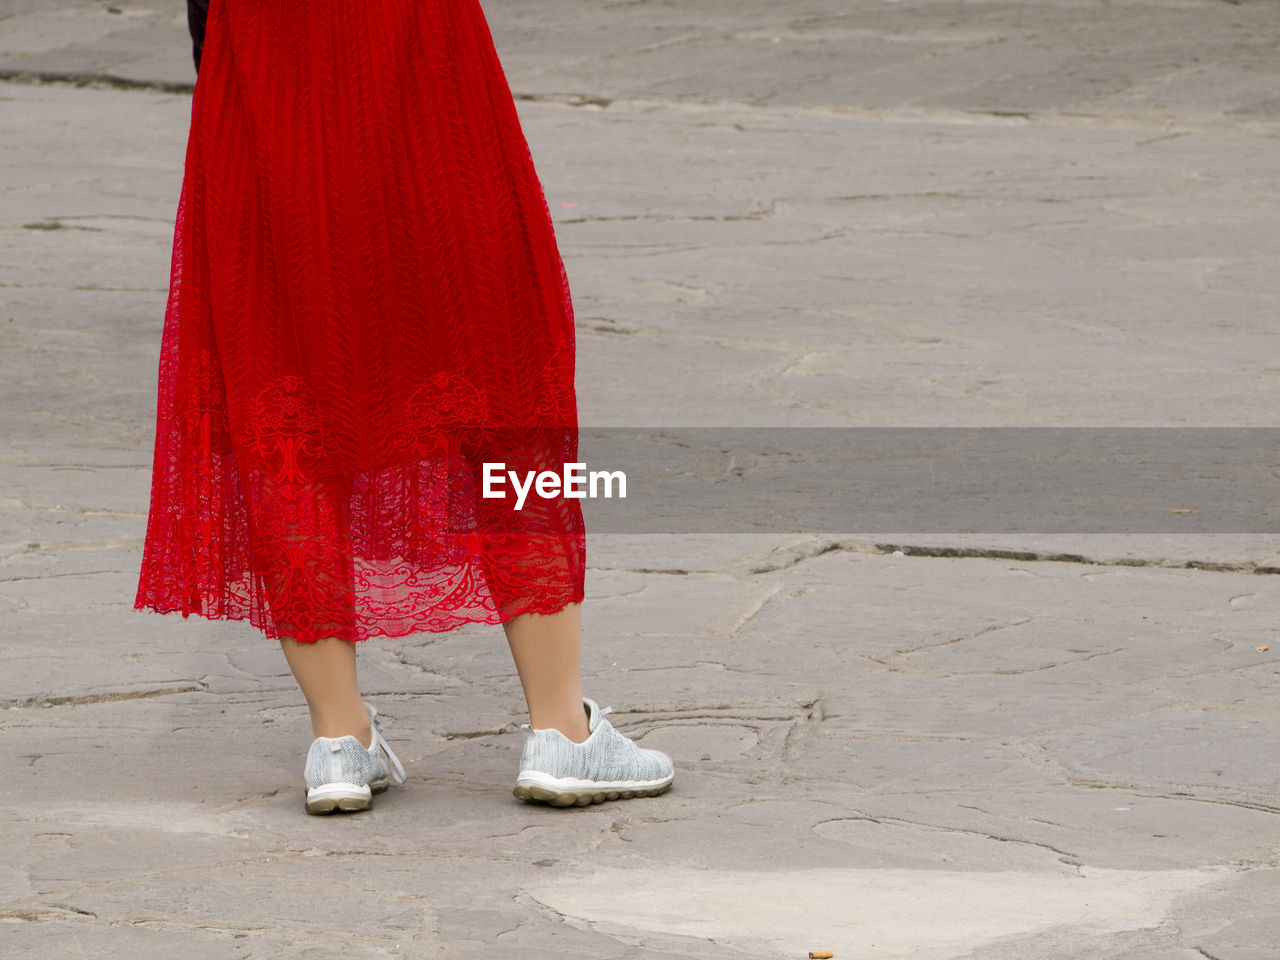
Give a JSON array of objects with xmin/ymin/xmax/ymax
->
[{"xmin": 2, "ymin": 1, "xmax": 1279, "ymax": 957}]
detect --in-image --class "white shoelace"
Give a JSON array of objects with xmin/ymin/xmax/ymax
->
[
  {"xmin": 369, "ymin": 708, "xmax": 408, "ymax": 784},
  {"xmin": 591, "ymin": 703, "xmax": 614, "ymax": 734}
]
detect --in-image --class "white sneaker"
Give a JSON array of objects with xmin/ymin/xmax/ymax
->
[
  {"xmin": 303, "ymin": 703, "xmax": 407, "ymax": 814},
  {"xmin": 514, "ymin": 698, "xmax": 674, "ymax": 807}
]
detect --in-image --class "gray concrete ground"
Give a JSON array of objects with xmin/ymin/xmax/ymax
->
[{"xmin": 3, "ymin": 1, "xmax": 1280, "ymax": 957}]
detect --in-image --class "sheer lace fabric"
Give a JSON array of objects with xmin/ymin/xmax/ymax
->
[{"xmin": 135, "ymin": 0, "xmax": 586, "ymax": 642}]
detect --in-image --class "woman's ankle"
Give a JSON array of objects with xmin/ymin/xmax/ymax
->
[
  {"xmin": 310, "ymin": 711, "xmax": 373, "ymax": 748},
  {"xmin": 530, "ymin": 704, "xmax": 591, "ymax": 744}
]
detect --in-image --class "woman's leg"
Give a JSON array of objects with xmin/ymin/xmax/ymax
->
[
  {"xmin": 278, "ymin": 636, "xmax": 372, "ymax": 747},
  {"xmin": 503, "ymin": 603, "xmax": 591, "ymax": 743}
]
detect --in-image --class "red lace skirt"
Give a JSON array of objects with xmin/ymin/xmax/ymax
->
[{"xmin": 135, "ymin": 0, "xmax": 586, "ymax": 642}]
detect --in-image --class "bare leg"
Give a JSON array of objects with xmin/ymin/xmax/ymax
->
[
  {"xmin": 503, "ymin": 603, "xmax": 591, "ymax": 743},
  {"xmin": 279, "ymin": 637, "xmax": 372, "ymax": 747}
]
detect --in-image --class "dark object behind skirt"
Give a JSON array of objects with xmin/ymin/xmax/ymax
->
[{"xmin": 188, "ymin": 0, "xmax": 209, "ymax": 73}]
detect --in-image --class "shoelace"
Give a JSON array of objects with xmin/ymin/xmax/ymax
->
[
  {"xmin": 591, "ymin": 703, "xmax": 613, "ymax": 733},
  {"xmin": 370, "ymin": 710, "xmax": 408, "ymax": 784}
]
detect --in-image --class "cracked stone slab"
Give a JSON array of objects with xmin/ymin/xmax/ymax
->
[
  {"xmin": 848, "ymin": 790, "xmax": 1280, "ymax": 872},
  {"xmin": 526, "ymin": 864, "xmax": 1225, "ymax": 960},
  {"xmin": 1035, "ymin": 710, "xmax": 1280, "ymax": 797},
  {"xmin": 9, "ymin": 0, "xmax": 1280, "ymax": 122}
]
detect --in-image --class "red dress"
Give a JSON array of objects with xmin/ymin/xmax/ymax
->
[{"xmin": 135, "ymin": 0, "xmax": 586, "ymax": 642}]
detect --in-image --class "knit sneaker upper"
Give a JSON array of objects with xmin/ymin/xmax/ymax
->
[
  {"xmin": 302, "ymin": 704, "xmax": 406, "ymax": 792},
  {"xmin": 305, "ymin": 735, "xmax": 381, "ymax": 789},
  {"xmin": 518, "ymin": 698, "xmax": 673, "ymax": 784}
]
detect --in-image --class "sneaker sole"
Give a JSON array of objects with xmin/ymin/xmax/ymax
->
[
  {"xmin": 513, "ymin": 772, "xmax": 674, "ymax": 807},
  {"xmin": 305, "ymin": 782, "xmax": 373, "ymax": 815}
]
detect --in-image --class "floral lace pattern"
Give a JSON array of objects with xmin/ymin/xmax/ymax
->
[{"xmin": 135, "ymin": 0, "xmax": 586, "ymax": 642}]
